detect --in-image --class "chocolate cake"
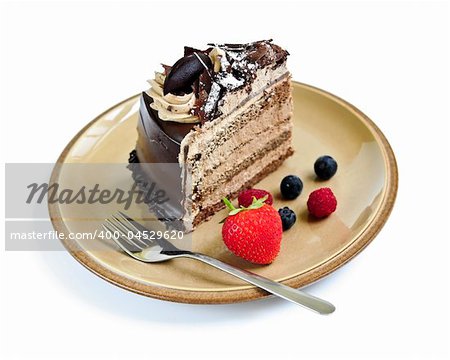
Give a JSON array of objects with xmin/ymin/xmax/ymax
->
[{"xmin": 133, "ymin": 40, "xmax": 293, "ymax": 231}]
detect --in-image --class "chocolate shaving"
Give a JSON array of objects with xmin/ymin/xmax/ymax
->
[
  {"xmin": 194, "ymin": 68, "xmax": 213, "ymax": 123},
  {"xmin": 184, "ymin": 46, "xmax": 213, "ymax": 57},
  {"xmin": 162, "ymin": 64, "xmax": 172, "ymax": 76},
  {"xmin": 163, "ymin": 52, "xmax": 213, "ymax": 96}
]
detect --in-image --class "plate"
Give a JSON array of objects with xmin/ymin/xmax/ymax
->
[{"xmin": 49, "ymin": 82, "xmax": 398, "ymax": 304}]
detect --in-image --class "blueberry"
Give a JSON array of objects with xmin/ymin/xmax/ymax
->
[
  {"xmin": 314, "ymin": 155, "xmax": 338, "ymax": 180},
  {"xmin": 280, "ymin": 175, "xmax": 303, "ymax": 200},
  {"xmin": 278, "ymin": 207, "xmax": 297, "ymax": 231}
]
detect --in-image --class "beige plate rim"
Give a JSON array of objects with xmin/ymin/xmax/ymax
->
[{"xmin": 49, "ymin": 81, "xmax": 398, "ymax": 304}]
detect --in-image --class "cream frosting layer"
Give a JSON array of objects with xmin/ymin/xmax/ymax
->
[
  {"xmin": 209, "ymin": 47, "xmax": 228, "ymax": 73},
  {"xmin": 181, "ymin": 77, "xmax": 293, "ymax": 222},
  {"xmin": 198, "ymin": 121, "xmax": 292, "ymax": 191},
  {"xmin": 196, "ymin": 93, "xmax": 292, "ymax": 176},
  {"xmin": 197, "ymin": 140, "xmax": 293, "ymax": 210},
  {"xmin": 179, "ymin": 72, "xmax": 291, "ymax": 162},
  {"xmin": 147, "ymin": 72, "xmax": 199, "ymax": 123},
  {"xmin": 215, "ymin": 64, "xmax": 289, "ymax": 120}
]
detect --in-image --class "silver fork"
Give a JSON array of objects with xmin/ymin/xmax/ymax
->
[{"xmin": 102, "ymin": 212, "xmax": 335, "ymax": 315}]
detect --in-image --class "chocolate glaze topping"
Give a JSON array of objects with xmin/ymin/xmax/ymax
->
[{"xmin": 158, "ymin": 39, "xmax": 288, "ymax": 124}]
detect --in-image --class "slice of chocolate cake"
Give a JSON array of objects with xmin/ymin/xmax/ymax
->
[{"xmin": 134, "ymin": 40, "xmax": 293, "ymax": 231}]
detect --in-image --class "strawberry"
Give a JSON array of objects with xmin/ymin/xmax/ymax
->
[
  {"xmin": 221, "ymin": 197, "xmax": 282, "ymax": 264},
  {"xmin": 238, "ymin": 188, "xmax": 273, "ymax": 208}
]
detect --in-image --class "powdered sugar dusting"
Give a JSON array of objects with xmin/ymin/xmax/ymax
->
[
  {"xmin": 204, "ymin": 82, "xmax": 221, "ymax": 116},
  {"xmin": 215, "ymin": 73, "xmax": 245, "ymax": 90},
  {"xmin": 200, "ymin": 40, "xmax": 288, "ymax": 121}
]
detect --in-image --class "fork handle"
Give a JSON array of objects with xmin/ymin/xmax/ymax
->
[{"xmin": 182, "ymin": 252, "xmax": 335, "ymax": 315}]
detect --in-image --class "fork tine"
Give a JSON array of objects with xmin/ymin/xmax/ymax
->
[
  {"xmin": 115, "ymin": 212, "xmax": 154, "ymax": 248},
  {"xmin": 116, "ymin": 211, "xmax": 179, "ymax": 251},
  {"xmin": 117, "ymin": 211, "xmax": 141, "ymax": 232},
  {"xmin": 102, "ymin": 224, "xmax": 140, "ymax": 255},
  {"xmin": 111, "ymin": 215, "xmax": 151, "ymax": 248},
  {"xmin": 105, "ymin": 218, "xmax": 144, "ymax": 251}
]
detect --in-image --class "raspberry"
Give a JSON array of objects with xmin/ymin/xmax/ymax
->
[
  {"xmin": 238, "ymin": 189, "xmax": 273, "ymax": 208},
  {"xmin": 307, "ymin": 187, "xmax": 337, "ymax": 218}
]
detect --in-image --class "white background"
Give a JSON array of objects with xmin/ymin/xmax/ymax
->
[{"xmin": 1, "ymin": 1, "xmax": 449, "ymax": 359}]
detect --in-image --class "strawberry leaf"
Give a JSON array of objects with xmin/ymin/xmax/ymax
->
[
  {"xmin": 247, "ymin": 195, "xmax": 268, "ymax": 210},
  {"xmin": 220, "ymin": 196, "xmax": 270, "ymax": 224},
  {"xmin": 222, "ymin": 197, "xmax": 236, "ymax": 211}
]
